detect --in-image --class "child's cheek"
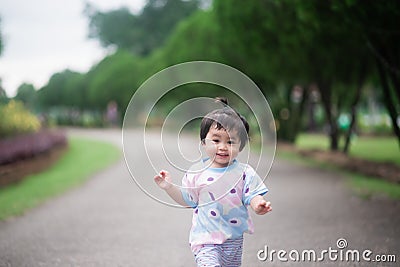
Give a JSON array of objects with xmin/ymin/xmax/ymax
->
[{"xmin": 205, "ymin": 146, "xmax": 217, "ymax": 156}]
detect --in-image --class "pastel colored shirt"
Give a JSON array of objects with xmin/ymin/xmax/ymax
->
[{"xmin": 181, "ymin": 159, "xmax": 268, "ymax": 253}]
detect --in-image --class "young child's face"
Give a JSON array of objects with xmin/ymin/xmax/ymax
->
[{"xmin": 203, "ymin": 124, "xmax": 241, "ymax": 168}]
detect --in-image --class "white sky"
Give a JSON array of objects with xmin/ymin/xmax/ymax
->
[{"xmin": 0, "ymin": 0, "xmax": 146, "ymax": 97}]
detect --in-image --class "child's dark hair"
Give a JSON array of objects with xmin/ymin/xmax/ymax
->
[{"xmin": 200, "ymin": 97, "xmax": 249, "ymax": 151}]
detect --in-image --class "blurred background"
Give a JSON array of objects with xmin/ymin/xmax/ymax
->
[
  {"xmin": 0, "ymin": 0, "xmax": 399, "ymax": 212},
  {"xmin": 0, "ymin": 2, "xmax": 399, "ymax": 266}
]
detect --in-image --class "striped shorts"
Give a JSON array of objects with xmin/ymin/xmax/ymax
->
[{"xmin": 194, "ymin": 236, "xmax": 244, "ymax": 267}]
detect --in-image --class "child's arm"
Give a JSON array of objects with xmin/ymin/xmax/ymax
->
[
  {"xmin": 250, "ymin": 195, "xmax": 272, "ymax": 215},
  {"xmin": 154, "ymin": 170, "xmax": 190, "ymax": 207}
]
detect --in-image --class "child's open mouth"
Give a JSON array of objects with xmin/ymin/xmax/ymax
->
[{"xmin": 216, "ymin": 153, "xmax": 229, "ymax": 158}]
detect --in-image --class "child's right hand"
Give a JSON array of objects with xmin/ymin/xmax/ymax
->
[{"xmin": 154, "ymin": 170, "xmax": 172, "ymax": 190}]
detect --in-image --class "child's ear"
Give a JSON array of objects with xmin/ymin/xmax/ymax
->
[{"xmin": 239, "ymin": 142, "xmax": 244, "ymax": 152}]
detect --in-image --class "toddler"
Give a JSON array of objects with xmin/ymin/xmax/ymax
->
[{"xmin": 154, "ymin": 98, "xmax": 272, "ymax": 266}]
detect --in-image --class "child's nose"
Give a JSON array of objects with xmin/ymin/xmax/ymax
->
[{"xmin": 218, "ymin": 142, "xmax": 228, "ymax": 150}]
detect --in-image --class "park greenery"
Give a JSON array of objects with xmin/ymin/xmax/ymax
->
[
  {"xmin": 0, "ymin": 0, "xmax": 399, "ymax": 154},
  {"xmin": 296, "ymin": 133, "xmax": 400, "ymax": 166},
  {"xmin": 0, "ymin": 100, "xmax": 41, "ymax": 138},
  {"xmin": 0, "ymin": 137, "xmax": 121, "ymax": 220},
  {"xmin": 277, "ymin": 134, "xmax": 400, "ymax": 200}
]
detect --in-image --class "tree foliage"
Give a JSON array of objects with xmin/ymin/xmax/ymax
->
[
  {"xmin": 13, "ymin": 0, "xmax": 399, "ymax": 150},
  {"xmin": 37, "ymin": 70, "xmax": 86, "ymax": 109},
  {"xmin": 15, "ymin": 83, "xmax": 36, "ymax": 109},
  {"xmin": 86, "ymin": 50, "xmax": 142, "ymax": 113},
  {"xmin": 159, "ymin": 10, "xmax": 223, "ymax": 64},
  {"xmin": 213, "ymin": 0, "xmax": 398, "ymax": 149},
  {"xmin": 85, "ymin": 0, "xmax": 200, "ymax": 56},
  {"xmin": 334, "ymin": 0, "xmax": 400, "ymax": 146}
]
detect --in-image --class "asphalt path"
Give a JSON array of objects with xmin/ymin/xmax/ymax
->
[{"xmin": 0, "ymin": 128, "xmax": 398, "ymax": 267}]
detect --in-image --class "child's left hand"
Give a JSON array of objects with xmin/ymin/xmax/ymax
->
[{"xmin": 250, "ymin": 196, "xmax": 272, "ymax": 215}]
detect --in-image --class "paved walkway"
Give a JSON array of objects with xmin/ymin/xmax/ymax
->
[{"xmin": 0, "ymin": 129, "xmax": 398, "ymax": 266}]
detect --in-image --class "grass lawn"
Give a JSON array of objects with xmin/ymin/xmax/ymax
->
[
  {"xmin": 0, "ymin": 137, "xmax": 121, "ymax": 220},
  {"xmin": 296, "ymin": 133, "xmax": 400, "ymax": 166},
  {"xmin": 349, "ymin": 174, "xmax": 400, "ymax": 200},
  {"xmin": 278, "ymin": 133, "xmax": 400, "ymax": 200}
]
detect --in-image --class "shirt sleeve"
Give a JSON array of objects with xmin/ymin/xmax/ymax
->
[
  {"xmin": 242, "ymin": 166, "xmax": 268, "ymax": 206},
  {"xmin": 181, "ymin": 173, "xmax": 198, "ymax": 208}
]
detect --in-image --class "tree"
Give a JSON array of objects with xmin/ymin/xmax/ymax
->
[
  {"xmin": 213, "ymin": 0, "xmax": 312, "ymax": 142},
  {"xmin": 85, "ymin": 50, "xmax": 142, "ymax": 116},
  {"xmin": 14, "ymin": 83, "xmax": 36, "ymax": 109},
  {"xmin": 85, "ymin": 6, "xmax": 138, "ymax": 51},
  {"xmin": 37, "ymin": 70, "xmax": 86, "ymax": 109},
  {"xmin": 85, "ymin": 0, "xmax": 200, "ymax": 56},
  {"xmin": 160, "ymin": 10, "xmax": 222, "ymax": 64},
  {"xmin": 291, "ymin": 0, "xmax": 364, "ymax": 151},
  {"xmin": 335, "ymin": 0, "xmax": 400, "ymax": 147},
  {"xmin": 212, "ymin": 0, "xmax": 381, "ymax": 152},
  {"xmin": 0, "ymin": 79, "xmax": 8, "ymax": 105}
]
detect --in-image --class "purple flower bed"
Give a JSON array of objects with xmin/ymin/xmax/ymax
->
[{"xmin": 0, "ymin": 130, "xmax": 68, "ymax": 165}]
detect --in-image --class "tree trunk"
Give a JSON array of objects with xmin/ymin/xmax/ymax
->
[
  {"xmin": 343, "ymin": 62, "xmax": 367, "ymax": 154},
  {"xmin": 293, "ymin": 85, "xmax": 309, "ymax": 142},
  {"xmin": 376, "ymin": 59, "xmax": 400, "ymax": 148},
  {"xmin": 388, "ymin": 71, "xmax": 400, "ymax": 103},
  {"xmin": 318, "ymin": 81, "xmax": 339, "ymax": 151},
  {"xmin": 307, "ymin": 101, "xmax": 317, "ymax": 132}
]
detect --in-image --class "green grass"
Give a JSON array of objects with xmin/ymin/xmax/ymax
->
[
  {"xmin": 0, "ymin": 137, "xmax": 121, "ymax": 220},
  {"xmin": 277, "ymin": 134, "xmax": 400, "ymax": 200},
  {"xmin": 296, "ymin": 134, "xmax": 400, "ymax": 166},
  {"xmin": 349, "ymin": 174, "xmax": 400, "ymax": 200}
]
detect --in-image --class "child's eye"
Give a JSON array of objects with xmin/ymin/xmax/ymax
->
[
  {"xmin": 212, "ymin": 139, "xmax": 220, "ymax": 143},
  {"xmin": 228, "ymin": 140, "xmax": 235, "ymax": 145}
]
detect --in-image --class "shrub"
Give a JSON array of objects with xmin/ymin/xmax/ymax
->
[
  {"xmin": 0, "ymin": 100, "xmax": 41, "ymax": 138},
  {"xmin": 0, "ymin": 130, "xmax": 67, "ymax": 165},
  {"xmin": 46, "ymin": 107, "xmax": 105, "ymax": 128}
]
